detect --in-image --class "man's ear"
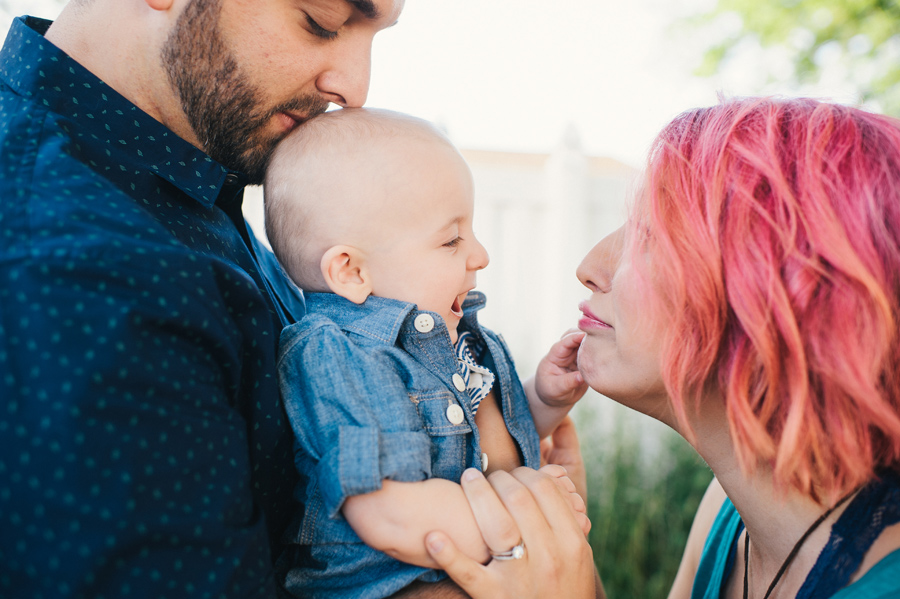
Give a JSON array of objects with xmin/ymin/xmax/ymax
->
[{"xmin": 321, "ymin": 245, "xmax": 372, "ymax": 304}]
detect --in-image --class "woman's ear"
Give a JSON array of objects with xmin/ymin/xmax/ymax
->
[{"xmin": 320, "ymin": 245, "xmax": 372, "ymax": 304}]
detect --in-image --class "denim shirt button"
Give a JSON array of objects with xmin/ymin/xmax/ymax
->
[
  {"xmin": 446, "ymin": 402, "xmax": 465, "ymax": 425},
  {"xmin": 414, "ymin": 314, "xmax": 434, "ymax": 333},
  {"xmin": 481, "ymin": 452, "xmax": 489, "ymax": 471},
  {"xmin": 452, "ymin": 373, "xmax": 466, "ymax": 391}
]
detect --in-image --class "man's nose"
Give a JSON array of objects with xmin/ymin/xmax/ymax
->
[{"xmin": 315, "ymin": 38, "xmax": 372, "ymax": 108}]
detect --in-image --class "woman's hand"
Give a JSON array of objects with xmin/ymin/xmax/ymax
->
[
  {"xmin": 424, "ymin": 467, "xmax": 598, "ymax": 599},
  {"xmin": 540, "ymin": 463, "xmax": 590, "ymax": 536},
  {"xmin": 541, "ymin": 415, "xmax": 588, "ymax": 502}
]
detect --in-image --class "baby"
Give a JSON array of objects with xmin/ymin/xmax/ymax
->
[{"xmin": 264, "ymin": 108, "xmax": 587, "ymax": 599}]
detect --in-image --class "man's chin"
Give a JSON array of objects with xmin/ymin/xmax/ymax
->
[{"xmin": 217, "ymin": 135, "xmax": 280, "ymax": 183}]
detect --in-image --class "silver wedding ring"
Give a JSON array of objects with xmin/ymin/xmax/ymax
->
[{"xmin": 490, "ymin": 540, "xmax": 526, "ymax": 561}]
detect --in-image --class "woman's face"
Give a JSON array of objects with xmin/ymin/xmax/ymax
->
[{"xmin": 575, "ymin": 227, "xmax": 671, "ymax": 420}]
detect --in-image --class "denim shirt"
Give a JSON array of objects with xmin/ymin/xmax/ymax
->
[{"xmin": 276, "ymin": 291, "xmax": 540, "ymax": 599}]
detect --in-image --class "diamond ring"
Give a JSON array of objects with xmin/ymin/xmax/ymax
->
[{"xmin": 490, "ymin": 540, "xmax": 526, "ymax": 561}]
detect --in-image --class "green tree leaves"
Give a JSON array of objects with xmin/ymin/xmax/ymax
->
[{"xmin": 695, "ymin": 0, "xmax": 900, "ymax": 114}]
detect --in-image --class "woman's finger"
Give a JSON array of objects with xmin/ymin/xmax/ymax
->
[
  {"xmin": 576, "ymin": 511, "xmax": 592, "ymax": 537},
  {"xmin": 541, "ymin": 417, "xmax": 588, "ymax": 501},
  {"xmin": 425, "ymin": 532, "xmax": 498, "ymax": 595},
  {"xmin": 539, "ymin": 463, "xmax": 568, "ymax": 478},
  {"xmin": 538, "ymin": 466, "xmax": 577, "ymax": 495},
  {"xmin": 438, "ymin": 468, "xmax": 597, "ymax": 599},
  {"xmin": 509, "ymin": 467, "xmax": 586, "ymax": 540},
  {"xmin": 460, "ymin": 468, "xmax": 523, "ymax": 555}
]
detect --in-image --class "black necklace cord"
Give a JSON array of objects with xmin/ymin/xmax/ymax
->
[{"xmin": 742, "ymin": 488, "xmax": 858, "ymax": 599}]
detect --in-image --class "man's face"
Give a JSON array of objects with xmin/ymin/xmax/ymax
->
[{"xmin": 162, "ymin": 0, "xmax": 403, "ymax": 183}]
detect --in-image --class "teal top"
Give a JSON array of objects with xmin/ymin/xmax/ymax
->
[
  {"xmin": 829, "ymin": 550, "xmax": 900, "ymax": 599},
  {"xmin": 690, "ymin": 499, "xmax": 742, "ymax": 599},
  {"xmin": 690, "ymin": 498, "xmax": 900, "ymax": 599}
]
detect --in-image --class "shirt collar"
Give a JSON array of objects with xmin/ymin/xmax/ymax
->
[
  {"xmin": 305, "ymin": 293, "xmax": 416, "ymax": 344},
  {"xmin": 460, "ymin": 291, "xmax": 487, "ymax": 322},
  {"xmin": 0, "ymin": 16, "xmax": 242, "ymax": 209},
  {"xmin": 304, "ymin": 291, "xmax": 488, "ymax": 345}
]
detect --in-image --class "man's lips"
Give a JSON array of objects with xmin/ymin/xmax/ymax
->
[
  {"xmin": 276, "ymin": 111, "xmax": 307, "ymax": 132},
  {"xmin": 578, "ymin": 300, "xmax": 612, "ymax": 330}
]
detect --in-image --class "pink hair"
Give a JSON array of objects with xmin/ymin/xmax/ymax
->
[{"xmin": 632, "ymin": 97, "xmax": 900, "ymax": 500}]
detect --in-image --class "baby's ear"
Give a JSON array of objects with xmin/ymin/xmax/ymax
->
[{"xmin": 320, "ymin": 245, "xmax": 372, "ymax": 304}]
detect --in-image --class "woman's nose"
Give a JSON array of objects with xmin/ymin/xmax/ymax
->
[{"xmin": 576, "ymin": 227, "xmax": 624, "ymax": 293}]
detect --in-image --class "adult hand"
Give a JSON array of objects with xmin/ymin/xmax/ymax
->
[
  {"xmin": 424, "ymin": 467, "xmax": 597, "ymax": 599},
  {"xmin": 541, "ymin": 415, "xmax": 588, "ymax": 503},
  {"xmin": 540, "ymin": 463, "xmax": 590, "ymax": 536},
  {"xmin": 388, "ymin": 579, "xmax": 470, "ymax": 598}
]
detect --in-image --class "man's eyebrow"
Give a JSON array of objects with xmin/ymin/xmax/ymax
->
[{"xmin": 347, "ymin": 0, "xmax": 380, "ymax": 19}]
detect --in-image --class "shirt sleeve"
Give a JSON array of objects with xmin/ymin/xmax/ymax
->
[{"xmin": 278, "ymin": 321, "xmax": 433, "ymax": 517}]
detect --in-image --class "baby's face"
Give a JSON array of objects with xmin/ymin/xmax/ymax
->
[{"xmin": 365, "ymin": 141, "xmax": 489, "ymax": 344}]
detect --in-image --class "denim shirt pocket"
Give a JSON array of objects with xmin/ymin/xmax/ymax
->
[{"xmin": 410, "ymin": 389, "xmax": 472, "ymax": 483}]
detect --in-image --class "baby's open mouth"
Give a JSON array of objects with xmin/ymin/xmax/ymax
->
[{"xmin": 450, "ymin": 292, "xmax": 467, "ymax": 318}]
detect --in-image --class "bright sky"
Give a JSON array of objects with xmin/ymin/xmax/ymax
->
[
  {"xmin": 365, "ymin": 0, "xmax": 865, "ymax": 167},
  {"xmin": 366, "ymin": 0, "xmax": 723, "ymax": 167},
  {"xmin": 6, "ymin": 0, "xmax": 866, "ymax": 168}
]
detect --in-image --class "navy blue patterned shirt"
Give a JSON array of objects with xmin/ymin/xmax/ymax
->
[{"xmin": 0, "ymin": 16, "xmax": 305, "ymax": 598}]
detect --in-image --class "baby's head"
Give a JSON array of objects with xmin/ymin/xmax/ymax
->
[{"xmin": 265, "ymin": 108, "xmax": 489, "ymax": 342}]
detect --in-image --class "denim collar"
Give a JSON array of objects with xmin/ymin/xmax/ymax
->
[
  {"xmin": 304, "ymin": 291, "xmax": 487, "ymax": 346},
  {"xmin": 0, "ymin": 16, "xmax": 243, "ymax": 209}
]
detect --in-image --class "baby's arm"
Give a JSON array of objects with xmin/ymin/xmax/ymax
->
[
  {"xmin": 525, "ymin": 331, "xmax": 588, "ymax": 438},
  {"xmin": 343, "ymin": 466, "xmax": 588, "ymax": 569},
  {"xmin": 343, "ymin": 478, "xmax": 487, "ymax": 569}
]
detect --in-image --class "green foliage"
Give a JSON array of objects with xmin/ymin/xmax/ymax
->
[
  {"xmin": 580, "ymin": 409, "xmax": 712, "ymax": 598},
  {"xmin": 694, "ymin": 0, "xmax": 900, "ymax": 115}
]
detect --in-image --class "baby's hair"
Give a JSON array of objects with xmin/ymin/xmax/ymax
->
[
  {"xmin": 264, "ymin": 108, "xmax": 454, "ymax": 289},
  {"xmin": 632, "ymin": 97, "xmax": 900, "ymax": 501}
]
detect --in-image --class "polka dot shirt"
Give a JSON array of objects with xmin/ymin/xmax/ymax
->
[{"xmin": 0, "ymin": 16, "xmax": 305, "ymax": 598}]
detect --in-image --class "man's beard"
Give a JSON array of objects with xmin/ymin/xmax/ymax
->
[{"xmin": 161, "ymin": 0, "xmax": 329, "ymax": 183}]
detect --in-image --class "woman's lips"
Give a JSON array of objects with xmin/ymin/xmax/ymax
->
[{"xmin": 578, "ymin": 300, "xmax": 612, "ymax": 331}]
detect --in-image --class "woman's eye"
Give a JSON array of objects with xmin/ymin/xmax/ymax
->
[{"xmin": 305, "ymin": 15, "xmax": 338, "ymax": 40}]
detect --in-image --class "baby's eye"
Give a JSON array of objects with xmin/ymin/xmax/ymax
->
[{"xmin": 443, "ymin": 237, "xmax": 462, "ymax": 248}]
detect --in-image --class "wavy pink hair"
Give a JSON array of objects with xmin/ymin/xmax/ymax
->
[{"xmin": 632, "ymin": 97, "xmax": 900, "ymax": 500}]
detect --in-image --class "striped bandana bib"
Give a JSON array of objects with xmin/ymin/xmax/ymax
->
[{"xmin": 454, "ymin": 331, "xmax": 496, "ymax": 414}]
